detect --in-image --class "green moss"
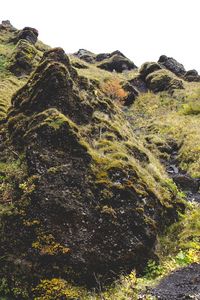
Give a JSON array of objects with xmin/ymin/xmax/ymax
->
[{"xmin": 33, "ymin": 278, "xmax": 83, "ymax": 300}]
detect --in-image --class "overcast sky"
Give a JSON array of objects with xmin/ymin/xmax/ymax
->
[{"xmin": 1, "ymin": 0, "xmax": 200, "ymax": 72}]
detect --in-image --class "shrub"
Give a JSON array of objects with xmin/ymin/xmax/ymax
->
[
  {"xmin": 33, "ymin": 278, "xmax": 82, "ymax": 300},
  {"xmin": 101, "ymin": 78, "xmax": 128, "ymax": 104}
]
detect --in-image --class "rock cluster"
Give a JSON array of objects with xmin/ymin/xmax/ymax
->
[
  {"xmin": 158, "ymin": 55, "xmax": 200, "ymax": 82},
  {"xmin": 0, "ymin": 47, "xmax": 183, "ymax": 296},
  {"xmin": 74, "ymin": 49, "xmax": 137, "ymax": 73}
]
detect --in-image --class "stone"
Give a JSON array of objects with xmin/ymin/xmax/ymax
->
[
  {"xmin": 184, "ymin": 69, "xmax": 200, "ymax": 82},
  {"xmin": 146, "ymin": 69, "xmax": 184, "ymax": 92},
  {"xmin": 97, "ymin": 54, "xmax": 137, "ymax": 73},
  {"xmin": 129, "ymin": 77, "xmax": 148, "ymax": 93},
  {"xmin": 0, "ymin": 20, "xmax": 16, "ymax": 32},
  {"xmin": 139, "ymin": 62, "xmax": 162, "ymax": 79},
  {"xmin": 158, "ymin": 55, "xmax": 186, "ymax": 77},
  {"xmin": 16, "ymin": 27, "xmax": 38, "ymax": 44},
  {"xmin": 8, "ymin": 39, "xmax": 37, "ymax": 76},
  {"xmin": 74, "ymin": 49, "xmax": 96, "ymax": 63},
  {"xmin": 123, "ymin": 82, "xmax": 139, "ymax": 106}
]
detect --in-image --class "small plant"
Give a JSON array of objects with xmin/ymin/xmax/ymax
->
[
  {"xmin": 144, "ymin": 260, "xmax": 163, "ymax": 279},
  {"xmin": 33, "ymin": 278, "xmax": 82, "ymax": 300},
  {"xmin": 101, "ymin": 78, "xmax": 128, "ymax": 104}
]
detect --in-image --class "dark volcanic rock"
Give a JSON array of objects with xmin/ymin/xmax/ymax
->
[
  {"xmin": 97, "ymin": 54, "xmax": 137, "ymax": 73},
  {"xmin": 0, "ymin": 20, "xmax": 16, "ymax": 32},
  {"xmin": 129, "ymin": 77, "xmax": 148, "ymax": 93},
  {"xmin": 1, "ymin": 47, "xmax": 183, "ymax": 296},
  {"xmin": 146, "ymin": 69, "xmax": 184, "ymax": 93},
  {"xmin": 123, "ymin": 82, "xmax": 139, "ymax": 106},
  {"xmin": 184, "ymin": 69, "xmax": 200, "ymax": 82},
  {"xmin": 74, "ymin": 49, "xmax": 96, "ymax": 63},
  {"xmin": 16, "ymin": 27, "xmax": 38, "ymax": 44},
  {"xmin": 139, "ymin": 62, "xmax": 162, "ymax": 79},
  {"xmin": 158, "ymin": 55, "xmax": 186, "ymax": 77}
]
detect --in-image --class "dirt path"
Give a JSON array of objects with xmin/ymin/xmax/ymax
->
[{"xmin": 150, "ymin": 263, "xmax": 200, "ymax": 299}]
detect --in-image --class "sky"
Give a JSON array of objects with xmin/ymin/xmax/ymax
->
[{"xmin": 1, "ymin": 0, "xmax": 200, "ymax": 72}]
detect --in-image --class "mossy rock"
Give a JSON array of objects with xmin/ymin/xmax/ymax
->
[
  {"xmin": 8, "ymin": 39, "xmax": 37, "ymax": 76},
  {"xmin": 139, "ymin": 62, "xmax": 162, "ymax": 79},
  {"xmin": 97, "ymin": 54, "xmax": 137, "ymax": 73},
  {"xmin": 146, "ymin": 69, "xmax": 184, "ymax": 92}
]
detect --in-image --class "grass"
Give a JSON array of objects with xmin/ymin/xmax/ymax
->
[{"xmin": 127, "ymin": 84, "xmax": 200, "ymax": 177}]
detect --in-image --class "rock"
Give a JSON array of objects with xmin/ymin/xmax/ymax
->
[
  {"xmin": 74, "ymin": 49, "xmax": 96, "ymax": 63},
  {"xmin": 184, "ymin": 69, "xmax": 200, "ymax": 82},
  {"xmin": 158, "ymin": 55, "xmax": 186, "ymax": 77},
  {"xmin": 72, "ymin": 61, "xmax": 89, "ymax": 69},
  {"xmin": 8, "ymin": 39, "xmax": 37, "ymax": 76},
  {"xmin": 129, "ymin": 76, "xmax": 148, "ymax": 93},
  {"xmin": 139, "ymin": 62, "xmax": 162, "ymax": 79},
  {"xmin": 97, "ymin": 54, "xmax": 137, "ymax": 73},
  {"xmin": 0, "ymin": 20, "xmax": 16, "ymax": 32},
  {"xmin": 146, "ymin": 69, "xmax": 184, "ymax": 93},
  {"xmin": 1, "ymin": 47, "xmax": 183, "ymax": 296},
  {"xmin": 96, "ymin": 50, "xmax": 126, "ymax": 62},
  {"xmin": 123, "ymin": 82, "xmax": 139, "ymax": 106},
  {"xmin": 172, "ymin": 174, "xmax": 199, "ymax": 193},
  {"xmin": 96, "ymin": 53, "xmax": 111, "ymax": 62},
  {"xmin": 16, "ymin": 27, "xmax": 38, "ymax": 44}
]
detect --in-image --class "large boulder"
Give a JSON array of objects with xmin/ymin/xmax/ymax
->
[
  {"xmin": 74, "ymin": 49, "xmax": 96, "ymax": 63},
  {"xmin": 97, "ymin": 53, "xmax": 137, "ymax": 72},
  {"xmin": 16, "ymin": 27, "xmax": 38, "ymax": 44},
  {"xmin": 1, "ymin": 48, "xmax": 183, "ymax": 297},
  {"xmin": 146, "ymin": 69, "xmax": 184, "ymax": 92},
  {"xmin": 0, "ymin": 20, "xmax": 16, "ymax": 32},
  {"xmin": 139, "ymin": 62, "xmax": 162, "ymax": 79},
  {"xmin": 184, "ymin": 69, "xmax": 200, "ymax": 82},
  {"xmin": 158, "ymin": 55, "xmax": 186, "ymax": 77},
  {"xmin": 139, "ymin": 62, "xmax": 184, "ymax": 93}
]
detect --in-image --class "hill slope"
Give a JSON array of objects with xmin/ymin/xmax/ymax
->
[{"xmin": 0, "ymin": 21, "xmax": 199, "ymax": 300}]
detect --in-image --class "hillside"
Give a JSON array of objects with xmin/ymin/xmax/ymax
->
[{"xmin": 0, "ymin": 21, "xmax": 199, "ymax": 300}]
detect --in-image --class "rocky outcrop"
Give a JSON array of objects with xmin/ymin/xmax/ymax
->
[
  {"xmin": 158, "ymin": 55, "xmax": 186, "ymax": 77},
  {"xmin": 139, "ymin": 62, "xmax": 184, "ymax": 93},
  {"xmin": 97, "ymin": 53, "xmax": 137, "ymax": 72},
  {"xmin": 0, "ymin": 47, "xmax": 183, "ymax": 297},
  {"xmin": 74, "ymin": 49, "xmax": 96, "ymax": 63},
  {"xmin": 122, "ymin": 82, "xmax": 139, "ymax": 106},
  {"xmin": 15, "ymin": 27, "xmax": 38, "ymax": 44},
  {"xmin": 0, "ymin": 20, "xmax": 16, "ymax": 32},
  {"xmin": 184, "ymin": 69, "xmax": 200, "ymax": 82},
  {"xmin": 74, "ymin": 49, "xmax": 137, "ymax": 73},
  {"xmin": 8, "ymin": 39, "xmax": 37, "ymax": 76}
]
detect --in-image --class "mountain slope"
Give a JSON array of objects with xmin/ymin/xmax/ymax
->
[{"xmin": 0, "ymin": 21, "xmax": 199, "ymax": 300}]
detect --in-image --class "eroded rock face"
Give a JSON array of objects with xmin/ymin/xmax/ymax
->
[
  {"xmin": 1, "ymin": 48, "xmax": 183, "ymax": 296},
  {"xmin": 158, "ymin": 55, "xmax": 186, "ymax": 77}
]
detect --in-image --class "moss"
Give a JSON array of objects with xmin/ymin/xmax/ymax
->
[
  {"xmin": 146, "ymin": 69, "xmax": 183, "ymax": 92},
  {"xmin": 8, "ymin": 39, "xmax": 37, "ymax": 76},
  {"xmin": 33, "ymin": 278, "xmax": 83, "ymax": 300}
]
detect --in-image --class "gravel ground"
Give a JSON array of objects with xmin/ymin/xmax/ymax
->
[{"xmin": 150, "ymin": 263, "xmax": 200, "ymax": 299}]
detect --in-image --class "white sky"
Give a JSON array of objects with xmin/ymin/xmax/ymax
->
[{"xmin": 1, "ymin": 0, "xmax": 200, "ymax": 72}]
